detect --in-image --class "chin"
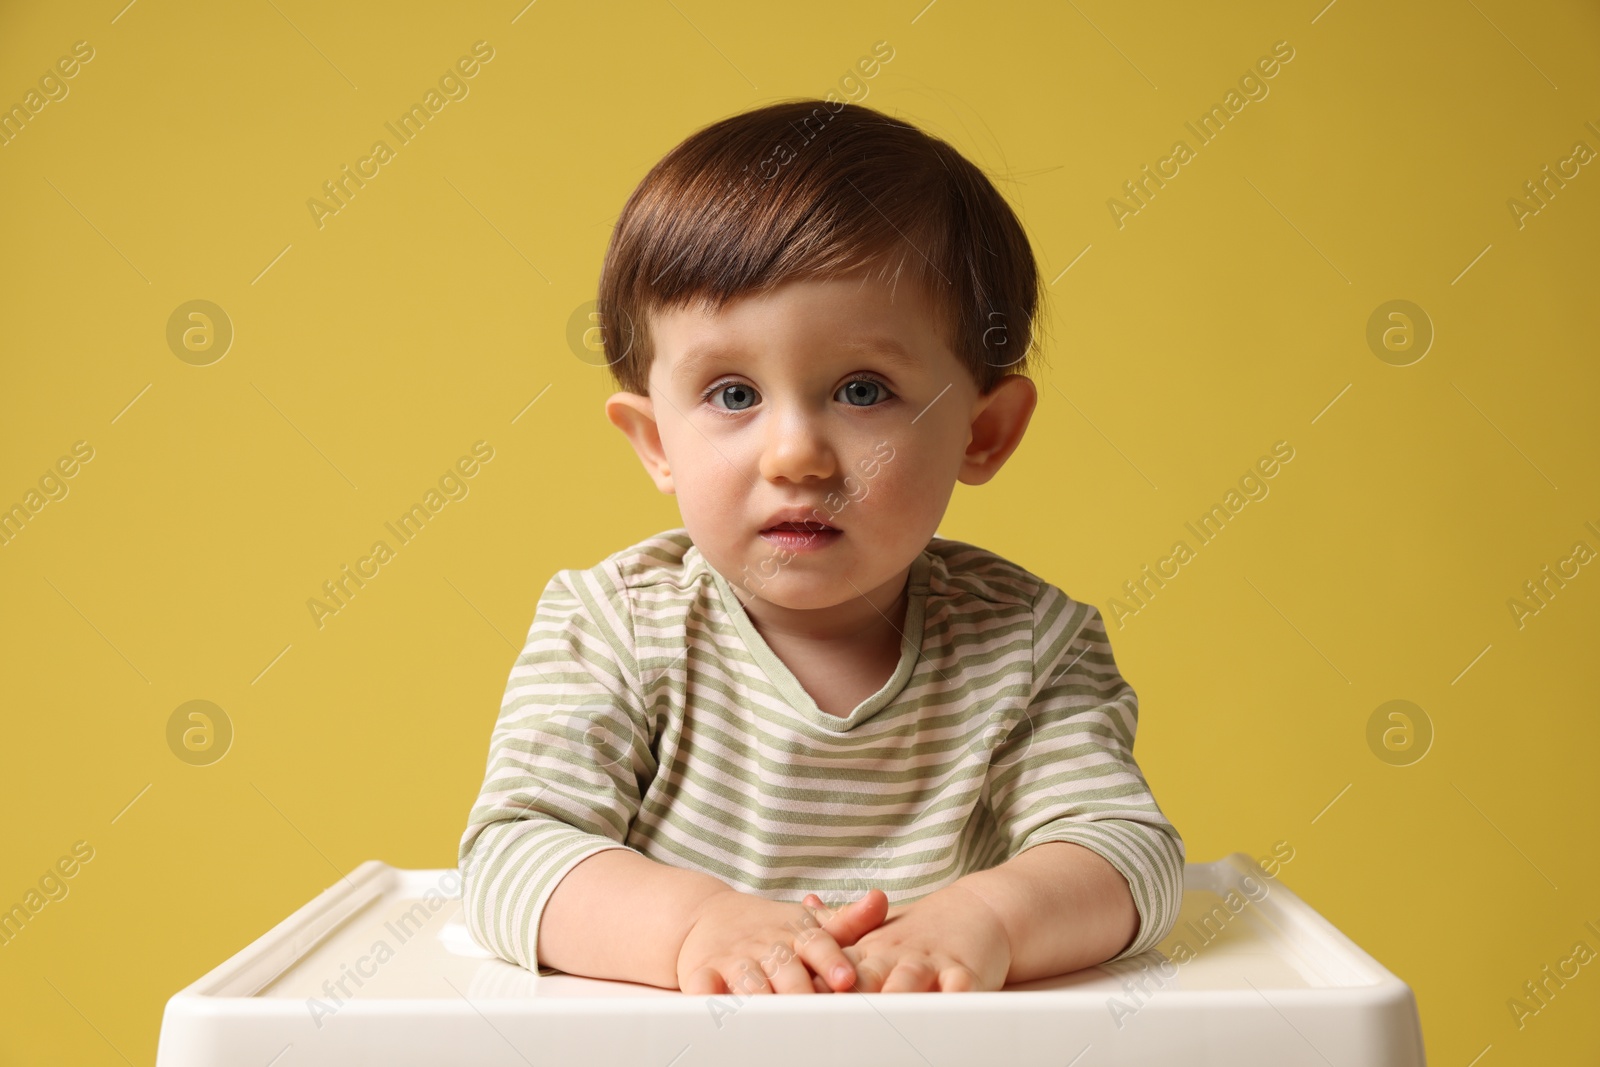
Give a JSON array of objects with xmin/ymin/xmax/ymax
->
[{"xmin": 737, "ymin": 573, "xmax": 853, "ymax": 611}]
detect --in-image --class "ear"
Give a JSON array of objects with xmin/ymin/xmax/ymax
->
[
  {"xmin": 605, "ymin": 391, "xmax": 675, "ymax": 495},
  {"xmin": 957, "ymin": 374, "xmax": 1037, "ymax": 486}
]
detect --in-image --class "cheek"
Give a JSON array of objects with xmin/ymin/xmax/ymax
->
[
  {"xmin": 660, "ymin": 419, "xmax": 723, "ymax": 484},
  {"xmin": 850, "ymin": 433, "xmax": 956, "ymax": 523},
  {"xmin": 672, "ymin": 459, "xmax": 735, "ymax": 524},
  {"xmin": 661, "ymin": 424, "xmax": 754, "ymax": 537}
]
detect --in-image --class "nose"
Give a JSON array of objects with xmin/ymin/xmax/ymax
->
[{"xmin": 758, "ymin": 399, "xmax": 837, "ymax": 484}]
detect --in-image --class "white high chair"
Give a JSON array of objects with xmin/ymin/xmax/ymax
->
[{"xmin": 155, "ymin": 853, "xmax": 1426, "ymax": 1066}]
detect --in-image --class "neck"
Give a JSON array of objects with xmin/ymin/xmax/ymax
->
[{"xmin": 731, "ymin": 562, "xmax": 914, "ymax": 645}]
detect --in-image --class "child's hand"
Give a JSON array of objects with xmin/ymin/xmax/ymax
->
[
  {"xmin": 821, "ymin": 883, "xmax": 1013, "ymax": 992},
  {"xmin": 677, "ymin": 888, "xmax": 889, "ymax": 995}
]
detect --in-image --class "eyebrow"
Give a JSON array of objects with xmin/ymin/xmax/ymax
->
[{"xmin": 673, "ymin": 336, "xmax": 923, "ymax": 382}]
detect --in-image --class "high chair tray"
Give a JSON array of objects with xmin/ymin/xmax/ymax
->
[{"xmin": 155, "ymin": 853, "xmax": 1426, "ymax": 1066}]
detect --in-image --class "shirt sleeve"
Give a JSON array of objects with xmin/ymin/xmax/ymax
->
[
  {"xmin": 983, "ymin": 584, "xmax": 1186, "ymax": 962},
  {"xmin": 456, "ymin": 560, "xmax": 657, "ymax": 973}
]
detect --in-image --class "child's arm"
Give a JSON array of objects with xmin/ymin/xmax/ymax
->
[
  {"xmin": 831, "ymin": 591, "xmax": 1184, "ymax": 992},
  {"xmin": 948, "ymin": 840, "xmax": 1139, "ymax": 983},
  {"xmin": 980, "ymin": 591, "xmax": 1186, "ymax": 964},
  {"xmin": 458, "ymin": 563, "xmax": 885, "ymax": 990},
  {"xmin": 539, "ymin": 848, "xmax": 889, "ymax": 991},
  {"xmin": 534, "ymin": 848, "xmax": 729, "ymax": 987},
  {"xmin": 818, "ymin": 841, "xmax": 1137, "ymax": 992}
]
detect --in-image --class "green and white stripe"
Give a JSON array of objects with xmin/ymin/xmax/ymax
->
[{"xmin": 458, "ymin": 528, "xmax": 1184, "ymax": 974}]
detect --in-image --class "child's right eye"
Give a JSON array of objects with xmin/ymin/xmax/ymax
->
[{"xmin": 705, "ymin": 381, "xmax": 760, "ymax": 411}]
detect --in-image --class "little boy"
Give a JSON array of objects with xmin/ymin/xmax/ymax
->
[{"xmin": 458, "ymin": 98, "xmax": 1183, "ymax": 996}]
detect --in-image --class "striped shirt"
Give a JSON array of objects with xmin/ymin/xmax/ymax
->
[{"xmin": 458, "ymin": 528, "xmax": 1184, "ymax": 975}]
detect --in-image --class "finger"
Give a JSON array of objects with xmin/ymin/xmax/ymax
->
[
  {"xmin": 879, "ymin": 959, "xmax": 938, "ymax": 993},
  {"xmin": 681, "ymin": 965, "xmax": 728, "ymax": 996},
  {"xmin": 811, "ymin": 973, "xmax": 831, "ymax": 993},
  {"xmin": 765, "ymin": 953, "xmax": 816, "ymax": 995},
  {"xmin": 938, "ymin": 965, "xmax": 977, "ymax": 992},
  {"xmin": 800, "ymin": 893, "xmax": 847, "ymax": 934},
  {"xmin": 792, "ymin": 929, "xmax": 857, "ymax": 993},
  {"xmin": 801, "ymin": 893, "xmax": 834, "ymax": 925},
  {"xmin": 822, "ymin": 888, "xmax": 889, "ymax": 948},
  {"xmin": 849, "ymin": 956, "xmax": 887, "ymax": 994},
  {"xmin": 726, "ymin": 959, "xmax": 773, "ymax": 996}
]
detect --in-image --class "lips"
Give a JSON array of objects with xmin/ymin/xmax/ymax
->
[
  {"xmin": 758, "ymin": 508, "xmax": 842, "ymax": 553},
  {"xmin": 763, "ymin": 520, "xmax": 837, "ymax": 533},
  {"xmin": 760, "ymin": 508, "xmax": 839, "ymax": 533}
]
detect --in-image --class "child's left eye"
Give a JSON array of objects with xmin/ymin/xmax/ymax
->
[{"xmin": 837, "ymin": 378, "xmax": 894, "ymax": 407}]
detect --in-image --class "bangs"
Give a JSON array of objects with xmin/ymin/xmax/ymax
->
[{"xmin": 596, "ymin": 99, "xmax": 1041, "ymax": 396}]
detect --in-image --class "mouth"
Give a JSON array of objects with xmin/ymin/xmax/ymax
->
[{"xmin": 759, "ymin": 519, "xmax": 842, "ymax": 551}]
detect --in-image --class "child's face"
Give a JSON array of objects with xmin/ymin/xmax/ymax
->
[{"xmin": 605, "ymin": 271, "xmax": 1035, "ymax": 614}]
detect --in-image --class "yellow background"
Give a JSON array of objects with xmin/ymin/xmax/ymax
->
[{"xmin": 2, "ymin": 0, "xmax": 1597, "ymax": 1062}]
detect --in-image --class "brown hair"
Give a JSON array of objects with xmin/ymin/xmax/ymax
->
[{"xmin": 594, "ymin": 98, "xmax": 1044, "ymax": 396}]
